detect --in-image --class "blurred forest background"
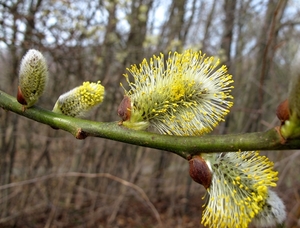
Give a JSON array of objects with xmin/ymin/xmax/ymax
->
[{"xmin": 0, "ymin": 0, "xmax": 300, "ymax": 227}]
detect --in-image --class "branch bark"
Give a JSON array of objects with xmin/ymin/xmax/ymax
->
[{"xmin": 0, "ymin": 89, "xmax": 298, "ymax": 160}]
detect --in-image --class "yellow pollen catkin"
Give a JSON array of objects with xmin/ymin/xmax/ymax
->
[
  {"xmin": 52, "ymin": 81, "xmax": 105, "ymax": 118},
  {"xmin": 201, "ymin": 151, "xmax": 279, "ymax": 228},
  {"xmin": 120, "ymin": 49, "xmax": 234, "ymax": 135}
]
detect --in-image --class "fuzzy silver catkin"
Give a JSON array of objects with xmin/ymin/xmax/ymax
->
[
  {"xmin": 251, "ymin": 189, "xmax": 286, "ymax": 227},
  {"xmin": 18, "ymin": 49, "xmax": 48, "ymax": 107}
]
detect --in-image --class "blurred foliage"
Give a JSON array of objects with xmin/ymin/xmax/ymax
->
[{"xmin": 1, "ymin": 0, "xmax": 300, "ymax": 227}]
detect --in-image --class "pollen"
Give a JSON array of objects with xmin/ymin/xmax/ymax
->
[
  {"xmin": 52, "ymin": 81, "xmax": 105, "ymax": 118},
  {"xmin": 201, "ymin": 151, "xmax": 279, "ymax": 228},
  {"xmin": 120, "ymin": 49, "xmax": 234, "ymax": 134}
]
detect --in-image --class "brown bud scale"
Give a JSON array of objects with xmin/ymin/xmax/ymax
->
[
  {"xmin": 118, "ymin": 95, "xmax": 131, "ymax": 121},
  {"xmin": 276, "ymin": 99, "xmax": 289, "ymax": 123},
  {"xmin": 189, "ymin": 155, "xmax": 212, "ymax": 189},
  {"xmin": 17, "ymin": 86, "xmax": 27, "ymax": 105}
]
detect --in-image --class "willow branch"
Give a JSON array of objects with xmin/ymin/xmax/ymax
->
[{"xmin": 0, "ymin": 89, "xmax": 299, "ymax": 159}]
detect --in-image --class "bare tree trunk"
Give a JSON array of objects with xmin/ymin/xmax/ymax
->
[
  {"xmin": 217, "ymin": 0, "xmax": 236, "ymax": 134},
  {"xmin": 158, "ymin": 0, "xmax": 187, "ymax": 51},
  {"xmin": 220, "ymin": 0, "xmax": 236, "ymax": 70},
  {"xmin": 202, "ymin": 0, "xmax": 217, "ymax": 53},
  {"xmin": 244, "ymin": 0, "xmax": 288, "ymax": 132},
  {"xmin": 124, "ymin": 0, "xmax": 153, "ymax": 66},
  {"xmin": 181, "ymin": 0, "xmax": 198, "ymax": 43},
  {"xmin": 101, "ymin": 1, "xmax": 118, "ymax": 86}
]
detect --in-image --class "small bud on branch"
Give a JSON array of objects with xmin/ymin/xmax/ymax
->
[{"xmin": 17, "ymin": 49, "xmax": 48, "ymax": 108}]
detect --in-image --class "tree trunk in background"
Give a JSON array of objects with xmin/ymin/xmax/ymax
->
[
  {"xmin": 101, "ymin": 1, "xmax": 118, "ymax": 86},
  {"xmin": 202, "ymin": 0, "xmax": 217, "ymax": 54},
  {"xmin": 181, "ymin": 0, "xmax": 198, "ymax": 44},
  {"xmin": 220, "ymin": 0, "xmax": 236, "ymax": 71},
  {"xmin": 124, "ymin": 0, "xmax": 153, "ymax": 66},
  {"xmin": 243, "ymin": 0, "xmax": 288, "ymax": 132},
  {"xmin": 22, "ymin": 0, "xmax": 43, "ymax": 51},
  {"xmin": 158, "ymin": 0, "xmax": 187, "ymax": 51},
  {"xmin": 218, "ymin": 0, "xmax": 236, "ymax": 134}
]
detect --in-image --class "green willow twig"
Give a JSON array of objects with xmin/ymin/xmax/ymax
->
[{"xmin": 0, "ymin": 89, "xmax": 298, "ymax": 159}]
